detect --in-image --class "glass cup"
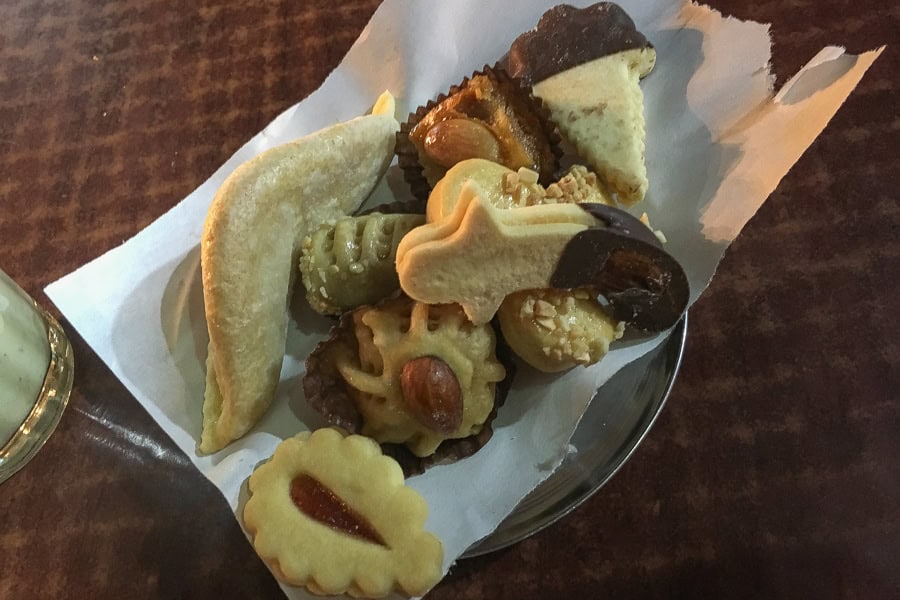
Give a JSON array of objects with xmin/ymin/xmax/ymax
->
[{"xmin": 0, "ymin": 269, "xmax": 74, "ymax": 484}]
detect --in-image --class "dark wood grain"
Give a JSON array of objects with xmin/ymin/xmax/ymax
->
[{"xmin": 0, "ymin": 1, "xmax": 897, "ymax": 598}]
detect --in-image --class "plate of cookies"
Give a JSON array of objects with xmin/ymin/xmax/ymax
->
[
  {"xmin": 45, "ymin": 0, "xmax": 880, "ymax": 597},
  {"xmin": 198, "ymin": 3, "xmax": 688, "ymax": 595}
]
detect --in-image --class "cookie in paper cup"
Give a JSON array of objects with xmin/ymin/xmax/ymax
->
[
  {"xmin": 396, "ymin": 64, "xmax": 562, "ymax": 202},
  {"xmin": 303, "ymin": 294, "xmax": 516, "ymax": 476}
]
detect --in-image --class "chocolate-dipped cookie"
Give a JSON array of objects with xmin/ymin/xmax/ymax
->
[
  {"xmin": 396, "ymin": 159, "xmax": 688, "ymax": 330},
  {"xmin": 508, "ymin": 3, "xmax": 656, "ymax": 205}
]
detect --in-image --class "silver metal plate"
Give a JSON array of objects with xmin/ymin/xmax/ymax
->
[{"xmin": 465, "ymin": 315, "xmax": 687, "ymax": 556}]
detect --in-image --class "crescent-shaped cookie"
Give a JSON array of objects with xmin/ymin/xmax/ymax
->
[{"xmin": 199, "ymin": 93, "xmax": 399, "ymax": 454}]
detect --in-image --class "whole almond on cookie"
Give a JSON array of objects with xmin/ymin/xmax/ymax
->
[
  {"xmin": 400, "ymin": 356, "xmax": 463, "ymax": 434},
  {"xmin": 423, "ymin": 118, "xmax": 502, "ymax": 168}
]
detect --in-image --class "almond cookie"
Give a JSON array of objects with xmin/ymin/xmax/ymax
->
[
  {"xmin": 304, "ymin": 295, "xmax": 506, "ymax": 460},
  {"xmin": 396, "ymin": 65, "xmax": 560, "ymax": 201},
  {"xmin": 243, "ymin": 428, "xmax": 443, "ymax": 598}
]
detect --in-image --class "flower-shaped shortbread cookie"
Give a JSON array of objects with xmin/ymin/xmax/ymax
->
[{"xmin": 243, "ymin": 428, "xmax": 443, "ymax": 597}]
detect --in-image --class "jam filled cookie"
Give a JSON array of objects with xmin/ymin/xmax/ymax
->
[
  {"xmin": 243, "ymin": 428, "xmax": 443, "ymax": 598},
  {"xmin": 304, "ymin": 295, "xmax": 506, "ymax": 459}
]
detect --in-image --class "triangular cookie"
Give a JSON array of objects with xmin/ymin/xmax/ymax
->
[
  {"xmin": 507, "ymin": 2, "xmax": 656, "ymax": 204},
  {"xmin": 534, "ymin": 46, "xmax": 655, "ymax": 204}
]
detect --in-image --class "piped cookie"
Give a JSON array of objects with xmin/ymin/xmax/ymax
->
[
  {"xmin": 299, "ymin": 212, "xmax": 425, "ymax": 315},
  {"xmin": 303, "ymin": 295, "xmax": 512, "ymax": 474}
]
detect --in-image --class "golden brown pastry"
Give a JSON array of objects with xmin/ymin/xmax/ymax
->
[
  {"xmin": 397, "ymin": 65, "xmax": 560, "ymax": 201},
  {"xmin": 304, "ymin": 295, "xmax": 507, "ymax": 459},
  {"xmin": 497, "ymin": 288, "xmax": 624, "ymax": 372}
]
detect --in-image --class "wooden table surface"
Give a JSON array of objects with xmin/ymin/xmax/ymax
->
[{"xmin": 1, "ymin": 1, "xmax": 897, "ymax": 598}]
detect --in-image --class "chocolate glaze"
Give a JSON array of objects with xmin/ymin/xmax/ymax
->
[
  {"xmin": 578, "ymin": 202, "xmax": 662, "ymax": 248},
  {"xmin": 550, "ymin": 203, "xmax": 689, "ymax": 332},
  {"xmin": 508, "ymin": 2, "xmax": 651, "ymax": 85}
]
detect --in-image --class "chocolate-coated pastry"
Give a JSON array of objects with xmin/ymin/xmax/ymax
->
[{"xmin": 506, "ymin": 2, "xmax": 656, "ymax": 204}]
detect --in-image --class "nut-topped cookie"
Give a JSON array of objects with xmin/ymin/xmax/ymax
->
[
  {"xmin": 498, "ymin": 288, "xmax": 625, "ymax": 373},
  {"xmin": 300, "ymin": 212, "xmax": 425, "ymax": 315},
  {"xmin": 397, "ymin": 65, "xmax": 561, "ymax": 201},
  {"xmin": 303, "ymin": 295, "xmax": 510, "ymax": 469}
]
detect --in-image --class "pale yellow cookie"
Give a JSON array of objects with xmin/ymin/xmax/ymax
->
[
  {"xmin": 534, "ymin": 47, "xmax": 656, "ymax": 204},
  {"xmin": 299, "ymin": 212, "xmax": 425, "ymax": 315},
  {"xmin": 396, "ymin": 170, "xmax": 597, "ymax": 325},
  {"xmin": 244, "ymin": 428, "xmax": 443, "ymax": 598},
  {"xmin": 334, "ymin": 296, "xmax": 506, "ymax": 457},
  {"xmin": 498, "ymin": 288, "xmax": 625, "ymax": 372},
  {"xmin": 200, "ymin": 92, "xmax": 399, "ymax": 454}
]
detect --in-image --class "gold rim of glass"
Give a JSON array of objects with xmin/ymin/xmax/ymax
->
[{"xmin": 0, "ymin": 309, "xmax": 74, "ymax": 485}]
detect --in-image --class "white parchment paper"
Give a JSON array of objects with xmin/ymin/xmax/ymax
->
[{"xmin": 45, "ymin": 0, "xmax": 881, "ymax": 596}]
